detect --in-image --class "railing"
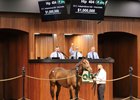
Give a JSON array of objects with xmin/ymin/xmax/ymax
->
[{"xmin": 0, "ymin": 66, "xmax": 140, "ymax": 100}]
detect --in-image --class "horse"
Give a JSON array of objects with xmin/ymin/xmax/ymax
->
[{"xmin": 49, "ymin": 58, "xmax": 93, "ymax": 100}]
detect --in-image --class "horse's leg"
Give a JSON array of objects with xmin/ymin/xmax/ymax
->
[
  {"xmin": 50, "ymin": 81, "xmax": 55, "ymax": 100},
  {"xmin": 56, "ymin": 83, "xmax": 61, "ymax": 100},
  {"xmin": 69, "ymin": 86, "xmax": 73, "ymax": 99},
  {"xmin": 74, "ymin": 86, "xmax": 80, "ymax": 99}
]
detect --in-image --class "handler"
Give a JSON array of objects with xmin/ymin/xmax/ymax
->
[{"xmin": 94, "ymin": 64, "xmax": 106, "ymax": 100}]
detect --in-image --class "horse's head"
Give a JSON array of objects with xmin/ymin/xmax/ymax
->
[
  {"xmin": 76, "ymin": 58, "xmax": 92, "ymax": 74},
  {"xmin": 81, "ymin": 58, "xmax": 92, "ymax": 73}
]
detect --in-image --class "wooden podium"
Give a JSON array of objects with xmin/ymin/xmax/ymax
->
[{"xmin": 27, "ymin": 58, "xmax": 114, "ymax": 100}]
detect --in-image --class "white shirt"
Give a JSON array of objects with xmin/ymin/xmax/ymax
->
[
  {"xmin": 50, "ymin": 51, "xmax": 65, "ymax": 59},
  {"xmin": 95, "ymin": 68, "xmax": 106, "ymax": 84},
  {"xmin": 87, "ymin": 51, "xmax": 99, "ymax": 59},
  {"xmin": 69, "ymin": 47, "xmax": 83, "ymax": 59}
]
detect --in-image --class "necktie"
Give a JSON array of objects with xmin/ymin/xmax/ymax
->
[
  {"xmin": 92, "ymin": 52, "xmax": 94, "ymax": 59},
  {"xmin": 76, "ymin": 52, "xmax": 78, "ymax": 59},
  {"xmin": 57, "ymin": 52, "xmax": 59, "ymax": 58}
]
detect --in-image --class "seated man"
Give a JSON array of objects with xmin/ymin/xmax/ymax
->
[
  {"xmin": 50, "ymin": 46, "xmax": 65, "ymax": 59},
  {"xmin": 69, "ymin": 43, "xmax": 83, "ymax": 59},
  {"xmin": 87, "ymin": 46, "xmax": 99, "ymax": 59}
]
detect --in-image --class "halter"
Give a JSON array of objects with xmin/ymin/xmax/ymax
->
[{"xmin": 74, "ymin": 59, "xmax": 91, "ymax": 75}]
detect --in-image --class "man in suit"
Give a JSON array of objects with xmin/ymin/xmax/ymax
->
[
  {"xmin": 69, "ymin": 43, "xmax": 83, "ymax": 59},
  {"xmin": 87, "ymin": 46, "xmax": 99, "ymax": 59},
  {"xmin": 50, "ymin": 46, "xmax": 65, "ymax": 59}
]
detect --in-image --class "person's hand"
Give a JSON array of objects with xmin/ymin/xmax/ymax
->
[
  {"xmin": 92, "ymin": 73, "xmax": 97, "ymax": 79},
  {"xmin": 71, "ymin": 43, "xmax": 74, "ymax": 48},
  {"xmin": 71, "ymin": 43, "xmax": 74, "ymax": 46},
  {"xmin": 93, "ymin": 78, "xmax": 96, "ymax": 81}
]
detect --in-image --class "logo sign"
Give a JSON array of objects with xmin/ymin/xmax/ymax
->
[{"xmin": 82, "ymin": 71, "xmax": 93, "ymax": 83}]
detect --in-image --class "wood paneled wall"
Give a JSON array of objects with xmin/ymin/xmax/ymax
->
[
  {"xmin": 0, "ymin": 29, "xmax": 28, "ymax": 99},
  {"xmin": 0, "ymin": 13, "xmax": 140, "ymax": 98},
  {"xmin": 35, "ymin": 34, "xmax": 95, "ymax": 58},
  {"xmin": 27, "ymin": 63, "xmax": 113, "ymax": 100},
  {"xmin": 64, "ymin": 34, "xmax": 95, "ymax": 57},
  {"xmin": 98, "ymin": 32, "xmax": 137, "ymax": 97},
  {"xmin": 35, "ymin": 34, "xmax": 54, "ymax": 59}
]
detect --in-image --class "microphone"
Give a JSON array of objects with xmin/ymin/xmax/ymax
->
[{"xmin": 59, "ymin": 51, "xmax": 69, "ymax": 59}]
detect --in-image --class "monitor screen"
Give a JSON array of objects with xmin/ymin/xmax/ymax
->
[
  {"xmin": 38, "ymin": 0, "xmax": 68, "ymax": 21},
  {"xmin": 38, "ymin": 0, "xmax": 106, "ymax": 21},
  {"xmin": 70, "ymin": 0, "xmax": 106, "ymax": 20}
]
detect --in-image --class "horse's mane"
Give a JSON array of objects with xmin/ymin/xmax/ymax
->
[{"xmin": 70, "ymin": 59, "xmax": 84, "ymax": 71}]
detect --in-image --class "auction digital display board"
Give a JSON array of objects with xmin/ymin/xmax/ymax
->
[
  {"xmin": 38, "ymin": 0, "xmax": 106, "ymax": 21},
  {"xmin": 38, "ymin": 0, "xmax": 67, "ymax": 21},
  {"xmin": 70, "ymin": 0, "xmax": 106, "ymax": 20}
]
